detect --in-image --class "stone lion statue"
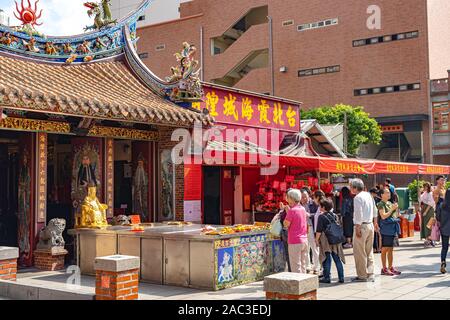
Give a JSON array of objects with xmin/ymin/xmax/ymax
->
[
  {"xmin": 112, "ymin": 215, "xmax": 131, "ymax": 226},
  {"xmin": 37, "ymin": 218, "xmax": 66, "ymax": 250}
]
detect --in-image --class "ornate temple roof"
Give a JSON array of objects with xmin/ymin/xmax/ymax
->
[{"xmin": 0, "ymin": 0, "xmax": 212, "ymax": 127}]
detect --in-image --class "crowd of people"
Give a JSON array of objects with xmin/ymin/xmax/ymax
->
[{"xmin": 274, "ymin": 175, "xmax": 450, "ymax": 283}]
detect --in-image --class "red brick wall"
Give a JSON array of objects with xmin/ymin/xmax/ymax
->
[
  {"xmin": 0, "ymin": 258, "xmax": 17, "ymax": 281},
  {"xmin": 137, "ymin": 0, "xmax": 437, "ymax": 153},
  {"xmin": 266, "ymin": 290, "xmax": 317, "ymax": 300},
  {"xmin": 95, "ymin": 269, "xmax": 139, "ymax": 300},
  {"xmin": 138, "ymin": 0, "xmax": 431, "ymax": 116}
]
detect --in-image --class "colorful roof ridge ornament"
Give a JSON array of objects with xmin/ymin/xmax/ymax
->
[
  {"xmin": 84, "ymin": 0, "xmax": 117, "ymax": 32},
  {"xmin": 165, "ymin": 42, "xmax": 204, "ymax": 103},
  {"xmin": 14, "ymin": 0, "xmax": 42, "ymax": 26},
  {"xmin": 12, "ymin": 0, "xmax": 45, "ymax": 37},
  {"xmin": 0, "ymin": 0, "xmax": 150, "ymax": 63}
]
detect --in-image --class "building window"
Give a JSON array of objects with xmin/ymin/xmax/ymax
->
[
  {"xmin": 282, "ymin": 20, "xmax": 294, "ymax": 27},
  {"xmin": 297, "ymin": 18, "xmax": 338, "ymax": 32},
  {"xmin": 298, "ymin": 65, "xmax": 340, "ymax": 77},
  {"xmin": 433, "ymin": 102, "xmax": 450, "ymax": 132},
  {"xmin": 138, "ymin": 15, "xmax": 145, "ymax": 21},
  {"xmin": 353, "ymin": 30, "xmax": 419, "ymax": 47},
  {"xmin": 138, "ymin": 52, "xmax": 149, "ymax": 59},
  {"xmin": 155, "ymin": 44, "xmax": 166, "ymax": 51},
  {"xmin": 354, "ymin": 82, "xmax": 421, "ymax": 96}
]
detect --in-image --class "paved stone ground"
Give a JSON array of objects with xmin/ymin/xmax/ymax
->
[{"xmin": 1, "ymin": 234, "xmax": 450, "ymax": 300}]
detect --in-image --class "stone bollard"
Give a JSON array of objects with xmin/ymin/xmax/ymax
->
[
  {"xmin": 94, "ymin": 255, "xmax": 140, "ymax": 300},
  {"xmin": 0, "ymin": 247, "xmax": 19, "ymax": 281},
  {"xmin": 264, "ymin": 272, "xmax": 318, "ymax": 300}
]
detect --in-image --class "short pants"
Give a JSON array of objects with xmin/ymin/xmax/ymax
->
[{"xmin": 382, "ymin": 235, "xmax": 395, "ymax": 248}]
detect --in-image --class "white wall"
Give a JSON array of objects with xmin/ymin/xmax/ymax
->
[{"xmin": 110, "ymin": 0, "xmax": 190, "ymax": 27}]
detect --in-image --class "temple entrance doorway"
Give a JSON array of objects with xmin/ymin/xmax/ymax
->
[
  {"xmin": 47, "ymin": 134, "xmax": 104, "ymax": 264},
  {"xmin": 0, "ymin": 131, "xmax": 33, "ymax": 267},
  {"xmin": 113, "ymin": 140, "xmax": 154, "ymax": 223}
]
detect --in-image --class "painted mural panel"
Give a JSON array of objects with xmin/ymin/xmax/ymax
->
[
  {"xmin": 17, "ymin": 149, "xmax": 31, "ymax": 266},
  {"xmin": 272, "ymin": 240, "xmax": 286, "ymax": 273},
  {"xmin": 215, "ymin": 233, "xmax": 280, "ymax": 290},
  {"xmin": 217, "ymin": 247, "xmax": 234, "ymax": 285},
  {"xmin": 159, "ymin": 149, "xmax": 174, "ymax": 221}
]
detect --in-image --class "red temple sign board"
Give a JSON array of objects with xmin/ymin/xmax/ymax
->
[{"xmin": 192, "ymin": 86, "xmax": 301, "ymax": 133}]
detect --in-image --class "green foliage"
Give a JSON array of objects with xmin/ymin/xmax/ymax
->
[
  {"xmin": 408, "ymin": 180, "xmax": 425, "ymax": 203},
  {"xmin": 301, "ymin": 104, "xmax": 382, "ymax": 155},
  {"xmin": 446, "ymin": 181, "xmax": 450, "ymax": 190}
]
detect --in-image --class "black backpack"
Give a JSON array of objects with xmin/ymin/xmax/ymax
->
[{"xmin": 323, "ymin": 212, "xmax": 346, "ymax": 245}]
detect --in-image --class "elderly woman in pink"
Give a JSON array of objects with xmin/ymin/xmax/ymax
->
[{"xmin": 281, "ymin": 189, "xmax": 309, "ymax": 273}]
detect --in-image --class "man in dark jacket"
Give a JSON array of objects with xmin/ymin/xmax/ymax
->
[{"xmin": 437, "ymin": 189, "xmax": 450, "ymax": 274}]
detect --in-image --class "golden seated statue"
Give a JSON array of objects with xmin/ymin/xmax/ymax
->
[{"xmin": 76, "ymin": 186, "xmax": 110, "ymax": 229}]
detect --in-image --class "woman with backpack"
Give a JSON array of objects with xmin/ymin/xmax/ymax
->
[
  {"xmin": 315, "ymin": 198, "xmax": 345, "ymax": 284},
  {"xmin": 378, "ymin": 188, "xmax": 401, "ymax": 276},
  {"xmin": 436, "ymin": 189, "xmax": 450, "ymax": 274}
]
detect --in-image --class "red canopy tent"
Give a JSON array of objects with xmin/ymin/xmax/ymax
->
[{"xmin": 197, "ymin": 151, "xmax": 450, "ymax": 176}]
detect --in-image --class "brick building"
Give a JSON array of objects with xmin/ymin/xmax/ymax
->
[
  {"xmin": 430, "ymin": 74, "xmax": 450, "ymax": 165},
  {"xmin": 134, "ymin": 0, "xmax": 450, "ymax": 164}
]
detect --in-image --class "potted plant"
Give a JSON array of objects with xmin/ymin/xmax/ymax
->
[{"xmin": 408, "ymin": 180, "xmax": 425, "ymax": 219}]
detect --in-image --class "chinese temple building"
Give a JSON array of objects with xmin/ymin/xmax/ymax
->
[{"xmin": 0, "ymin": 0, "xmax": 212, "ymax": 267}]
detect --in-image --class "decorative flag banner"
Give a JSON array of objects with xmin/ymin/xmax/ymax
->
[
  {"xmin": 418, "ymin": 164, "xmax": 450, "ymax": 175},
  {"xmin": 374, "ymin": 162, "xmax": 419, "ymax": 175},
  {"xmin": 319, "ymin": 158, "xmax": 376, "ymax": 174}
]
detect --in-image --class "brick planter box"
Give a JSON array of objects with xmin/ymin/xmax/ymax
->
[
  {"xmin": 264, "ymin": 272, "xmax": 318, "ymax": 301},
  {"xmin": 34, "ymin": 248, "xmax": 68, "ymax": 271},
  {"xmin": 0, "ymin": 247, "xmax": 19, "ymax": 281},
  {"xmin": 94, "ymin": 255, "xmax": 140, "ymax": 300}
]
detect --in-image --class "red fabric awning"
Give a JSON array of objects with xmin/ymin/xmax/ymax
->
[{"xmin": 190, "ymin": 152, "xmax": 450, "ymax": 176}]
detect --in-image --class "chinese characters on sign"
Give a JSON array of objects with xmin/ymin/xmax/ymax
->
[
  {"xmin": 419, "ymin": 165, "xmax": 450, "ymax": 175},
  {"xmin": 381, "ymin": 124, "xmax": 404, "ymax": 133},
  {"xmin": 192, "ymin": 87, "xmax": 301, "ymax": 132},
  {"xmin": 105, "ymin": 139, "xmax": 114, "ymax": 218},
  {"xmin": 37, "ymin": 133, "xmax": 47, "ymax": 223}
]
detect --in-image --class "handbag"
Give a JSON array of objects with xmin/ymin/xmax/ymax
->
[
  {"xmin": 323, "ymin": 213, "xmax": 346, "ymax": 245},
  {"xmin": 379, "ymin": 217, "xmax": 400, "ymax": 236},
  {"xmin": 431, "ymin": 221, "xmax": 441, "ymax": 242},
  {"xmin": 427, "ymin": 217, "xmax": 437, "ymax": 230},
  {"xmin": 270, "ymin": 213, "xmax": 283, "ymax": 237}
]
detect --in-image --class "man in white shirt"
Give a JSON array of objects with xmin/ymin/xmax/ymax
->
[{"xmin": 350, "ymin": 179, "xmax": 379, "ymax": 282}]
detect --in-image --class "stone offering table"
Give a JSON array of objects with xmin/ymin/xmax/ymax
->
[{"xmin": 69, "ymin": 224, "xmax": 286, "ymax": 290}]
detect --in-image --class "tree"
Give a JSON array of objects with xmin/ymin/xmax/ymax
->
[{"xmin": 301, "ymin": 104, "xmax": 382, "ymax": 155}]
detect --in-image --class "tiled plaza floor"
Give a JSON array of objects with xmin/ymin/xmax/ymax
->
[{"xmin": 1, "ymin": 234, "xmax": 450, "ymax": 300}]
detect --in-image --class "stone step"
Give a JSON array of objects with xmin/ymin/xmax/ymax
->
[{"xmin": 0, "ymin": 279, "xmax": 94, "ymax": 300}]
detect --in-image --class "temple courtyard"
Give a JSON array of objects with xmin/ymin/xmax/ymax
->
[{"xmin": 0, "ymin": 234, "xmax": 449, "ymax": 300}]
